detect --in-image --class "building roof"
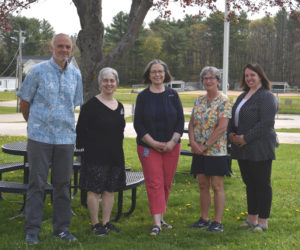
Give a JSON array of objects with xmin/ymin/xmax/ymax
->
[
  {"xmin": 0, "ymin": 77, "xmax": 17, "ymax": 80},
  {"xmin": 22, "ymin": 56, "xmax": 79, "ymax": 74},
  {"xmin": 22, "ymin": 56, "xmax": 51, "ymax": 64},
  {"xmin": 271, "ymin": 81, "xmax": 289, "ymax": 85}
]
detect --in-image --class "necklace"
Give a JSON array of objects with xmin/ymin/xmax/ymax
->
[{"xmin": 96, "ymin": 94, "xmax": 117, "ymax": 110}]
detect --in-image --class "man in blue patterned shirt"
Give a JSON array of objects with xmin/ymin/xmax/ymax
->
[{"xmin": 17, "ymin": 33, "xmax": 83, "ymax": 245}]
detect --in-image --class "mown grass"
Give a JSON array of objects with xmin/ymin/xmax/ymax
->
[
  {"xmin": 0, "ymin": 135, "xmax": 300, "ymax": 249},
  {"xmin": 1, "ymin": 89, "xmax": 300, "ymax": 114},
  {"xmin": 276, "ymin": 128, "xmax": 300, "ymax": 133},
  {"xmin": 0, "ymin": 106, "xmax": 18, "ymax": 114},
  {"xmin": 0, "ymin": 91, "xmax": 16, "ymax": 101},
  {"xmin": 115, "ymin": 88, "xmax": 300, "ymax": 114}
]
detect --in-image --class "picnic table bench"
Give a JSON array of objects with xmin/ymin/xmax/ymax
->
[
  {"xmin": 0, "ymin": 162, "xmax": 25, "ymax": 199},
  {"xmin": 80, "ymin": 170, "xmax": 144, "ymax": 222},
  {"xmin": 0, "ymin": 143, "xmax": 145, "ymax": 222}
]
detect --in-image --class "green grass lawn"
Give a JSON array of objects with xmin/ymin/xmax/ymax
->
[
  {"xmin": 0, "ymin": 91, "xmax": 16, "ymax": 101},
  {"xmin": 0, "ymin": 136, "xmax": 300, "ymax": 249},
  {"xmin": 0, "ymin": 106, "xmax": 18, "ymax": 114},
  {"xmin": 1, "ymin": 90, "xmax": 300, "ymax": 114},
  {"xmin": 276, "ymin": 128, "xmax": 300, "ymax": 133}
]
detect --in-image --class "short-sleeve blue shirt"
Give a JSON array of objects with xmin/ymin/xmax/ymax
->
[{"xmin": 17, "ymin": 57, "xmax": 83, "ymax": 144}]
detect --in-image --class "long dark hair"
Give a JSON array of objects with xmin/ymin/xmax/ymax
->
[{"xmin": 240, "ymin": 63, "xmax": 272, "ymax": 91}]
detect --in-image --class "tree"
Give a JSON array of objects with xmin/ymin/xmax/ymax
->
[
  {"xmin": 1, "ymin": 0, "xmax": 299, "ymax": 100},
  {"xmin": 141, "ymin": 32, "xmax": 164, "ymax": 63},
  {"xmin": 247, "ymin": 17, "xmax": 276, "ymax": 73},
  {"xmin": 154, "ymin": 0, "xmax": 300, "ymax": 21},
  {"xmin": 103, "ymin": 11, "xmax": 148, "ymax": 85},
  {"xmin": 73, "ymin": 0, "xmax": 153, "ymax": 101},
  {"xmin": 1, "ymin": 0, "xmax": 153, "ymax": 101},
  {"xmin": 0, "ymin": 15, "xmax": 54, "ymax": 76},
  {"xmin": 105, "ymin": 12, "xmax": 129, "ymax": 46}
]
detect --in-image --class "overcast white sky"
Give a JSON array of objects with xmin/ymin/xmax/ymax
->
[
  {"xmin": 19, "ymin": 0, "xmax": 222, "ymax": 35},
  {"xmin": 19, "ymin": 0, "xmax": 275, "ymax": 35}
]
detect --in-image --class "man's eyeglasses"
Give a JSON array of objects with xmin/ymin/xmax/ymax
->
[
  {"xmin": 203, "ymin": 77, "xmax": 217, "ymax": 81},
  {"xmin": 150, "ymin": 70, "xmax": 165, "ymax": 75}
]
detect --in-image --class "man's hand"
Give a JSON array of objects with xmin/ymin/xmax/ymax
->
[{"xmin": 19, "ymin": 99, "xmax": 30, "ymax": 121}]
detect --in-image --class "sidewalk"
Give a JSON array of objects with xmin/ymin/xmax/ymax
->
[{"xmin": 1, "ymin": 102, "xmax": 300, "ymax": 144}]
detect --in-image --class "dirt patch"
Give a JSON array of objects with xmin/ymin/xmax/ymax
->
[
  {"xmin": 180, "ymin": 90, "xmax": 300, "ymax": 97},
  {"xmin": 180, "ymin": 90, "xmax": 241, "ymax": 96}
]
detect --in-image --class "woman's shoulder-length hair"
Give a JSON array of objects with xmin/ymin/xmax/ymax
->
[{"xmin": 240, "ymin": 63, "xmax": 272, "ymax": 91}]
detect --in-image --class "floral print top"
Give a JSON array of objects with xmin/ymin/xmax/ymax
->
[
  {"xmin": 191, "ymin": 93, "xmax": 232, "ymax": 156},
  {"xmin": 17, "ymin": 57, "xmax": 83, "ymax": 144}
]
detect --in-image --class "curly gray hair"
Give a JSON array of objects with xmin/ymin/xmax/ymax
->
[{"xmin": 200, "ymin": 66, "xmax": 221, "ymax": 81}]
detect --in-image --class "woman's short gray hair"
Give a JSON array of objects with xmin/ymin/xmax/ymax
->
[
  {"xmin": 98, "ymin": 67, "xmax": 119, "ymax": 85},
  {"xmin": 200, "ymin": 66, "xmax": 221, "ymax": 81}
]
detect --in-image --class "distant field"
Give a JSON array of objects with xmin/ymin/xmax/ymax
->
[
  {"xmin": 1, "ymin": 89, "xmax": 300, "ymax": 114},
  {"xmin": 0, "ymin": 91, "xmax": 16, "ymax": 101}
]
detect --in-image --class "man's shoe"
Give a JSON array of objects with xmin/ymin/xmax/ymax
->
[
  {"xmin": 25, "ymin": 233, "xmax": 40, "ymax": 245},
  {"xmin": 92, "ymin": 223, "xmax": 108, "ymax": 236},
  {"xmin": 54, "ymin": 230, "xmax": 77, "ymax": 241},
  {"xmin": 206, "ymin": 221, "xmax": 224, "ymax": 232},
  {"xmin": 104, "ymin": 222, "xmax": 120, "ymax": 232},
  {"xmin": 189, "ymin": 218, "xmax": 210, "ymax": 228}
]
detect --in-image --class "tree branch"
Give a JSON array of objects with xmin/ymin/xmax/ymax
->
[
  {"xmin": 101, "ymin": 0, "xmax": 153, "ymax": 67},
  {"xmin": 0, "ymin": 0, "xmax": 38, "ymax": 32}
]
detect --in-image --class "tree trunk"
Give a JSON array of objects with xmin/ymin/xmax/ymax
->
[{"xmin": 72, "ymin": 0, "xmax": 153, "ymax": 101}]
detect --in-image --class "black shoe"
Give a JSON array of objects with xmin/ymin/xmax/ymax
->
[
  {"xmin": 206, "ymin": 221, "xmax": 224, "ymax": 232},
  {"xmin": 54, "ymin": 230, "xmax": 77, "ymax": 241},
  {"xmin": 92, "ymin": 223, "xmax": 108, "ymax": 236},
  {"xmin": 25, "ymin": 233, "xmax": 40, "ymax": 245},
  {"xmin": 104, "ymin": 222, "xmax": 120, "ymax": 232},
  {"xmin": 189, "ymin": 218, "xmax": 210, "ymax": 228}
]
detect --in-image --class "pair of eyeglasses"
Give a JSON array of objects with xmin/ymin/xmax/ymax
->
[
  {"xmin": 203, "ymin": 77, "xmax": 217, "ymax": 81},
  {"xmin": 102, "ymin": 78, "xmax": 116, "ymax": 83},
  {"xmin": 150, "ymin": 70, "xmax": 165, "ymax": 75}
]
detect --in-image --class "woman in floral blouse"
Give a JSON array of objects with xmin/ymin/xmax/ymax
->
[{"xmin": 188, "ymin": 66, "xmax": 232, "ymax": 232}]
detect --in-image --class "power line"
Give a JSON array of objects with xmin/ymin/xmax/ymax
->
[
  {"xmin": 9, "ymin": 69, "xmax": 16, "ymax": 77},
  {"xmin": 0, "ymin": 47, "xmax": 19, "ymax": 77}
]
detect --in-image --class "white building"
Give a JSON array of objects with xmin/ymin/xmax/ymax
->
[
  {"xmin": 271, "ymin": 81, "xmax": 290, "ymax": 93},
  {"xmin": 22, "ymin": 56, "xmax": 79, "ymax": 74},
  {"xmin": 0, "ymin": 77, "xmax": 18, "ymax": 92}
]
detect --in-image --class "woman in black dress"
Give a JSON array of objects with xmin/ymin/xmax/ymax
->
[{"xmin": 76, "ymin": 67, "xmax": 126, "ymax": 236}]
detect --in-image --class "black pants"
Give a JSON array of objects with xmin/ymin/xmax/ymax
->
[{"xmin": 238, "ymin": 159, "xmax": 272, "ymax": 219}]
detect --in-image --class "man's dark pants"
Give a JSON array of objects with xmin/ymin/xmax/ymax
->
[{"xmin": 25, "ymin": 139, "xmax": 74, "ymax": 235}]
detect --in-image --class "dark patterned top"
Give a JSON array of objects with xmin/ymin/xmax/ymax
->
[
  {"xmin": 134, "ymin": 87, "xmax": 184, "ymax": 148},
  {"xmin": 76, "ymin": 97, "xmax": 126, "ymax": 193},
  {"xmin": 228, "ymin": 88, "xmax": 278, "ymax": 161}
]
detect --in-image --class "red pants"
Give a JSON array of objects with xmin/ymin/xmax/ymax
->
[{"xmin": 137, "ymin": 144, "xmax": 181, "ymax": 215}]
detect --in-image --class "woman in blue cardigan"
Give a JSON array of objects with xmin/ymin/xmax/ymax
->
[
  {"xmin": 134, "ymin": 59, "xmax": 184, "ymax": 236},
  {"xmin": 228, "ymin": 63, "xmax": 278, "ymax": 231}
]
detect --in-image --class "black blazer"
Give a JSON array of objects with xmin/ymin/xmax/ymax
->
[{"xmin": 228, "ymin": 87, "xmax": 278, "ymax": 161}]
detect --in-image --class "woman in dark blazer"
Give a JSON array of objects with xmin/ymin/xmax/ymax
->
[{"xmin": 228, "ymin": 63, "xmax": 278, "ymax": 232}]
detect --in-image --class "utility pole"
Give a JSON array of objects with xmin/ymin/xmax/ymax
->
[
  {"xmin": 16, "ymin": 30, "xmax": 25, "ymax": 112},
  {"xmin": 222, "ymin": 0, "xmax": 230, "ymax": 95}
]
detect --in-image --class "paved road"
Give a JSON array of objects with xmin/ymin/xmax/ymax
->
[{"xmin": 1, "ymin": 102, "xmax": 300, "ymax": 144}]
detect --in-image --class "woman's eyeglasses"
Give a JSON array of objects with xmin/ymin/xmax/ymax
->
[
  {"xmin": 150, "ymin": 70, "xmax": 165, "ymax": 75},
  {"xmin": 203, "ymin": 77, "xmax": 217, "ymax": 81}
]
